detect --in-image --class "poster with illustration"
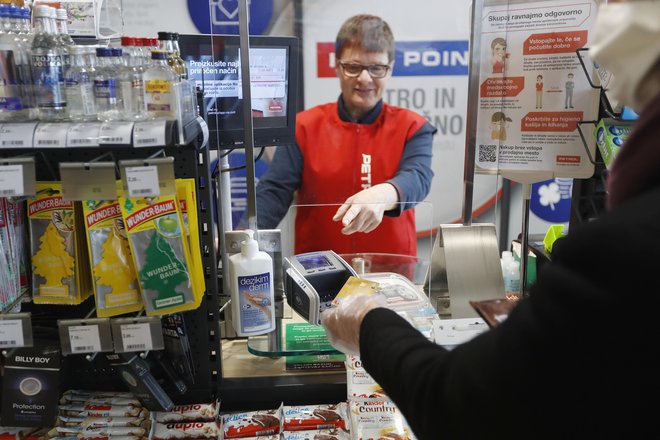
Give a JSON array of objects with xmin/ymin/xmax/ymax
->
[{"xmin": 476, "ymin": 0, "xmax": 600, "ymax": 179}]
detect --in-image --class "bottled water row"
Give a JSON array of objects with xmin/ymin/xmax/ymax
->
[{"xmin": 0, "ymin": 4, "xmax": 194, "ymax": 123}]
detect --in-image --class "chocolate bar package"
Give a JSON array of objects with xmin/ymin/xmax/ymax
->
[
  {"xmin": 469, "ymin": 297, "xmax": 519, "ymax": 328},
  {"xmin": 222, "ymin": 406, "xmax": 283, "ymax": 439},
  {"xmin": 283, "ymin": 403, "xmax": 348, "ymax": 431}
]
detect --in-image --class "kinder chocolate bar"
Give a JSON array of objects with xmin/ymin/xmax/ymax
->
[
  {"xmin": 283, "ymin": 403, "xmax": 347, "ymax": 431},
  {"xmin": 222, "ymin": 408, "xmax": 282, "ymax": 439},
  {"xmin": 55, "ymin": 426, "xmax": 147, "ymax": 438},
  {"xmin": 58, "ymin": 404, "xmax": 148, "ymax": 418},
  {"xmin": 282, "ymin": 429, "xmax": 350, "ymax": 440},
  {"xmin": 151, "ymin": 421, "xmax": 220, "ymax": 440},
  {"xmin": 58, "ymin": 416, "xmax": 147, "ymax": 428},
  {"xmin": 152, "ymin": 402, "xmax": 219, "ymax": 423}
]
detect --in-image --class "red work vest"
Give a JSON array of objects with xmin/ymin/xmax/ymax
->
[{"xmin": 294, "ymin": 102, "xmax": 427, "ymax": 257}]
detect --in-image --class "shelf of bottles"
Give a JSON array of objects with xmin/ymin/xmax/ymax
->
[
  {"xmin": 1, "ymin": 4, "xmax": 196, "ymax": 146},
  {"xmin": 1, "ymin": 3, "xmax": 220, "ymax": 403}
]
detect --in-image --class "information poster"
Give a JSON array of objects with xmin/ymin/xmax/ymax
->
[{"xmin": 476, "ymin": 0, "xmax": 600, "ymax": 179}]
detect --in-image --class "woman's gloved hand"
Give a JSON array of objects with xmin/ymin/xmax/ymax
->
[
  {"xmin": 320, "ymin": 294, "xmax": 385, "ymax": 356},
  {"xmin": 332, "ymin": 183, "xmax": 399, "ymax": 235}
]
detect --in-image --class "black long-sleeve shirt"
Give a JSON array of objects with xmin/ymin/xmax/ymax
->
[{"xmin": 359, "ymin": 185, "xmax": 660, "ymax": 439}]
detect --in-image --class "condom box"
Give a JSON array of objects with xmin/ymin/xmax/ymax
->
[
  {"xmin": 1, "ymin": 346, "xmax": 61, "ymax": 427},
  {"xmin": 594, "ymin": 118, "xmax": 634, "ymax": 169}
]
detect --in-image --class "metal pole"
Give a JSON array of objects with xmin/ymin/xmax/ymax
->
[
  {"xmin": 238, "ymin": 0, "xmax": 257, "ymax": 233},
  {"xmin": 520, "ymin": 183, "xmax": 531, "ymax": 297},
  {"xmin": 462, "ymin": 0, "xmax": 486, "ymax": 226},
  {"xmin": 238, "ymin": 0, "xmax": 281, "ymax": 352}
]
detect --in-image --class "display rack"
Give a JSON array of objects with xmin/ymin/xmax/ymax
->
[
  {"xmin": 571, "ymin": 47, "xmax": 621, "ymax": 226},
  {"xmin": 0, "ymin": 118, "xmax": 221, "ymax": 405}
]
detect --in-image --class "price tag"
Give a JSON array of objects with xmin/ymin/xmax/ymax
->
[
  {"xmin": 68, "ymin": 325, "xmax": 102, "ymax": 353},
  {"xmin": 34, "ymin": 123, "xmax": 69, "ymax": 148},
  {"xmin": 0, "ymin": 123, "xmax": 37, "ymax": 148},
  {"xmin": 0, "ymin": 165, "xmax": 23, "ymax": 197},
  {"xmin": 0, "ymin": 320, "xmax": 24, "ymax": 348},
  {"xmin": 120, "ymin": 323, "xmax": 153, "ymax": 352},
  {"xmin": 133, "ymin": 120, "xmax": 167, "ymax": 147},
  {"xmin": 67, "ymin": 123, "xmax": 101, "ymax": 147},
  {"xmin": 125, "ymin": 165, "xmax": 160, "ymax": 197},
  {"xmin": 99, "ymin": 121, "xmax": 134, "ymax": 145}
]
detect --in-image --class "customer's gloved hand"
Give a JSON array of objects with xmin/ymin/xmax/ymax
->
[
  {"xmin": 320, "ymin": 294, "xmax": 385, "ymax": 356},
  {"xmin": 332, "ymin": 183, "xmax": 399, "ymax": 235}
]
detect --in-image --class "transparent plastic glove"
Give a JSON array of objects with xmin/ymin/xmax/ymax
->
[
  {"xmin": 320, "ymin": 294, "xmax": 386, "ymax": 356},
  {"xmin": 332, "ymin": 183, "xmax": 399, "ymax": 235}
]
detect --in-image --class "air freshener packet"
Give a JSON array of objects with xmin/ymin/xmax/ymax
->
[
  {"xmin": 82, "ymin": 199, "xmax": 142, "ymax": 317},
  {"xmin": 118, "ymin": 191, "xmax": 202, "ymax": 316},
  {"xmin": 28, "ymin": 182, "xmax": 91, "ymax": 305}
]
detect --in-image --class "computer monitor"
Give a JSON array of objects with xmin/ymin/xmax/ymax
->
[{"xmin": 178, "ymin": 33, "xmax": 300, "ymax": 149}]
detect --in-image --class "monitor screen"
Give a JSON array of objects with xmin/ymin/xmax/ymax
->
[
  {"xmin": 298, "ymin": 254, "xmax": 333, "ymax": 271},
  {"xmin": 178, "ymin": 34, "xmax": 300, "ymax": 148}
]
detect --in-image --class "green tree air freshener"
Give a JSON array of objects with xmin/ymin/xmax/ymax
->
[{"xmin": 118, "ymin": 191, "xmax": 201, "ymax": 316}]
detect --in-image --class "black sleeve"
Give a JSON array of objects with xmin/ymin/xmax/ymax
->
[{"xmin": 358, "ymin": 188, "xmax": 660, "ymax": 439}]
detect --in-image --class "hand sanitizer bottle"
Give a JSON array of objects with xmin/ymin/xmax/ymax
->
[{"xmin": 228, "ymin": 229, "xmax": 275, "ymax": 336}]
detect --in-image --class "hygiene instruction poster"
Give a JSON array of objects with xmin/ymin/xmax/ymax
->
[{"xmin": 476, "ymin": 0, "xmax": 600, "ymax": 179}]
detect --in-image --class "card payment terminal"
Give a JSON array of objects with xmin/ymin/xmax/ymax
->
[{"xmin": 283, "ymin": 251, "xmax": 358, "ymax": 325}]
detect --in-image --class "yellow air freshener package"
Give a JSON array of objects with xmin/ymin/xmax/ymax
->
[
  {"xmin": 118, "ymin": 192, "xmax": 199, "ymax": 315},
  {"xmin": 176, "ymin": 178, "xmax": 205, "ymax": 301},
  {"xmin": 82, "ymin": 199, "xmax": 143, "ymax": 317},
  {"xmin": 28, "ymin": 182, "xmax": 91, "ymax": 305}
]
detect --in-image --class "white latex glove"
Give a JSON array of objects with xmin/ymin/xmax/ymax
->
[
  {"xmin": 332, "ymin": 183, "xmax": 399, "ymax": 235},
  {"xmin": 320, "ymin": 294, "xmax": 385, "ymax": 356}
]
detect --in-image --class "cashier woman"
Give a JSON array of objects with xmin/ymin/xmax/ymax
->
[{"xmin": 254, "ymin": 14, "xmax": 436, "ymax": 256}]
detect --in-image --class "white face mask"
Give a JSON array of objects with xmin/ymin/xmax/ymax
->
[{"xmin": 590, "ymin": 1, "xmax": 660, "ymax": 112}]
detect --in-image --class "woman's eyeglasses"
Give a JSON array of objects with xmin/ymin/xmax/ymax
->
[{"xmin": 338, "ymin": 61, "xmax": 391, "ymax": 78}]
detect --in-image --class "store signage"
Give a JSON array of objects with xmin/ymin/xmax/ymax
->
[{"xmin": 187, "ymin": 0, "xmax": 273, "ymax": 35}]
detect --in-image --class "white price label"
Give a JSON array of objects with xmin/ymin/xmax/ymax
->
[
  {"xmin": 34, "ymin": 123, "xmax": 69, "ymax": 148},
  {"xmin": 133, "ymin": 120, "xmax": 167, "ymax": 147},
  {"xmin": 67, "ymin": 123, "xmax": 101, "ymax": 147},
  {"xmin": 68, "ymin": 325, "xmax": 102, "ymax": 353},
  {"xmin": 99, "ymin": 121, "xmax": 134, "ymax": 145},
  {"xmin": 0, "ymin": 123, "xmax": 37, "ymax": 148},
  {"xmin": 120, "ymin": 323, "xmax": 153, "ymax": 351},
  {"xmin": 0, "ymin": 320, "xmax": 24, "ymax": 348},
  {"xmin": 126, "ymin": 165, "xmax": 160, "ymax": 197},
  {"xmin": 0, "ymin": 165, "xmax": 24, "ymax": 197}
]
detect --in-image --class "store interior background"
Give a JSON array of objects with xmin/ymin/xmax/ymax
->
[{"xmin": 120, "ymin": 0, "xmax": 570, "ymax": 260}]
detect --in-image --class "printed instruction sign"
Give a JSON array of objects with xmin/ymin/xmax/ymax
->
[{"xmin": 475, "ymin": 0, "xmax": 600, "ymax": 179}]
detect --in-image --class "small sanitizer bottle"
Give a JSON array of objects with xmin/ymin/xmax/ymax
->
[{"xmin": 228, "ymin": 229, "xmax": 275, "ymax": 336}]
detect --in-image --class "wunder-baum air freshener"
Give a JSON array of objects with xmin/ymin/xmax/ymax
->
[
  {"xmin": 82, "ymin": 199, "xmax": 143, "ymax": 317},
  {"xmin": 176, "ymin": 178, "xmax": 205, "ymax": 297},
  {"xmin": 228, "ymin": 229, "xmax": 275, "ymax": 336},
  {"xmin": 118, "ymin": 190, "xmax": 201, "ymax": 316},
  {"xmin": 28, "ymin": 182, "xmax": 91, "ymax": 305}
]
